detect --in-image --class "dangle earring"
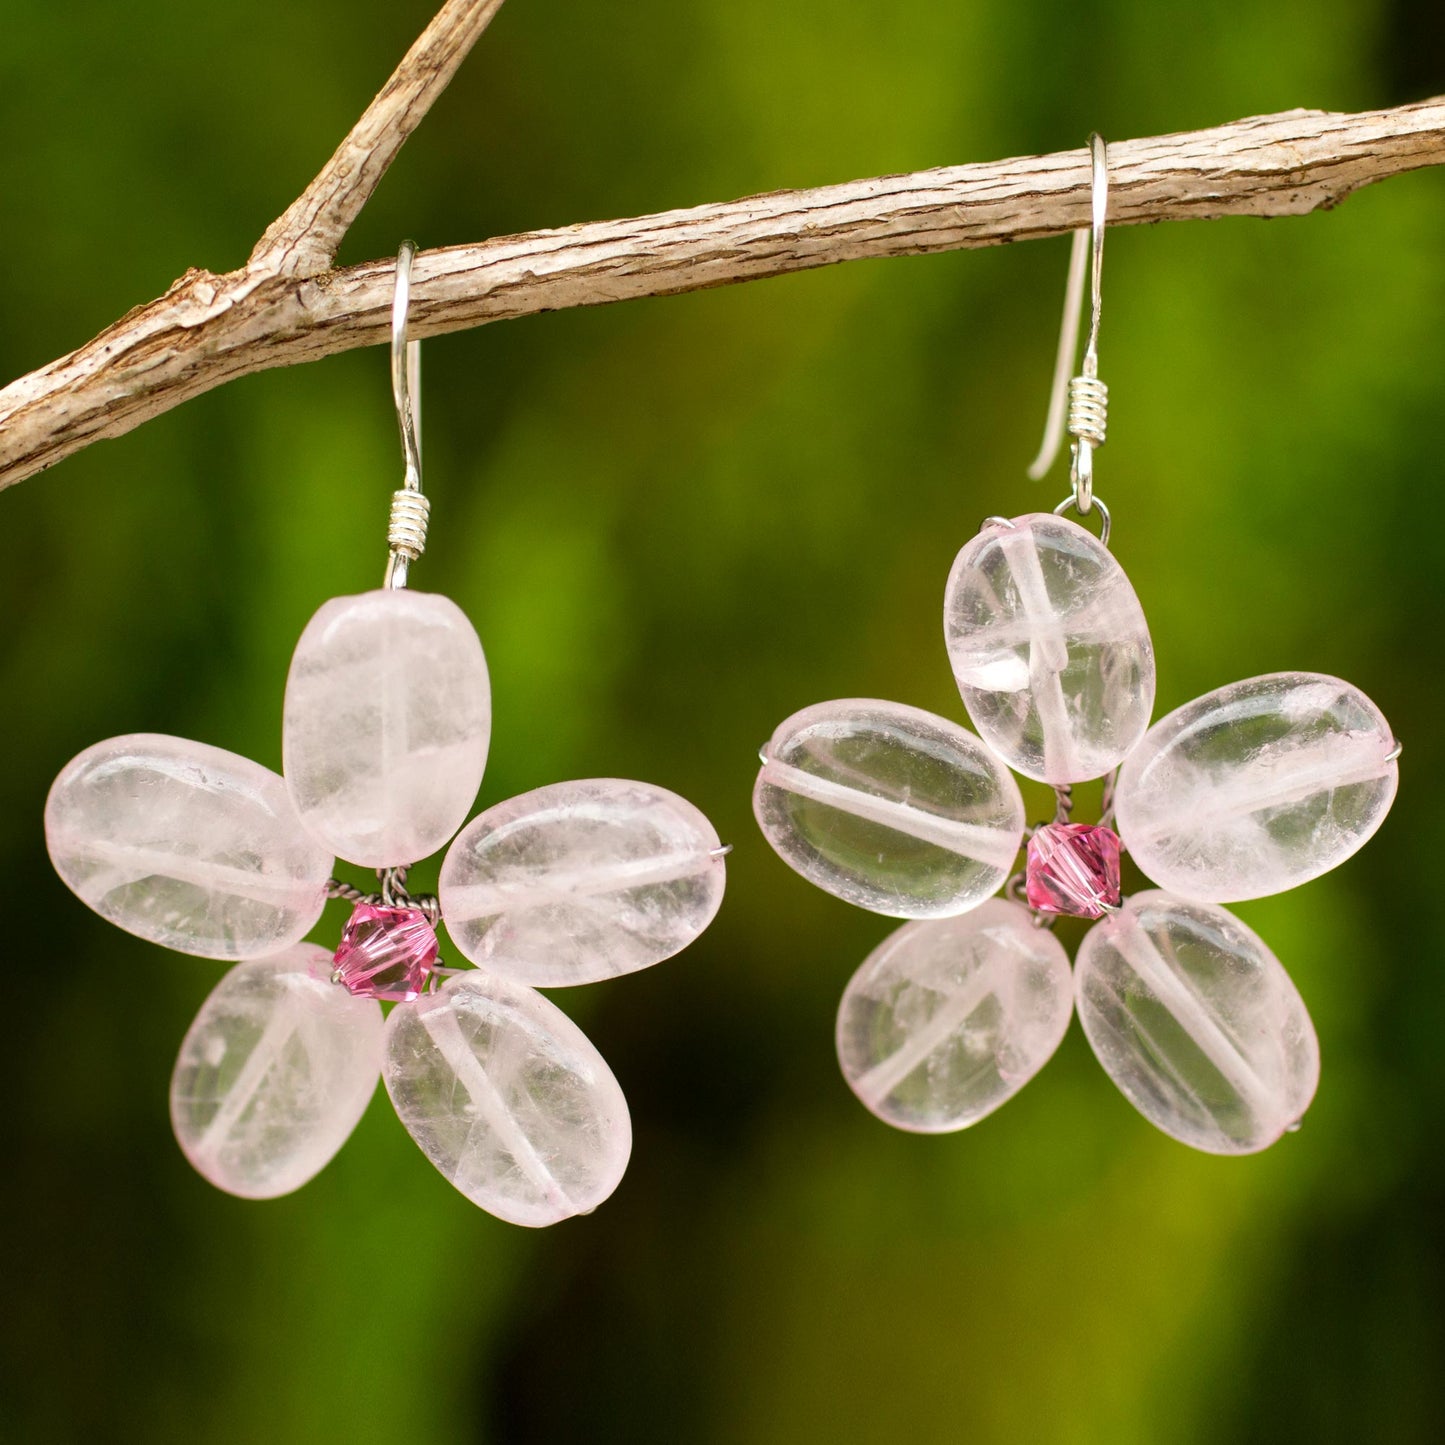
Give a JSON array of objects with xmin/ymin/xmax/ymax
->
[
  {"xmin": 753, "ymin": 137, "xmax": 1400, "ymax": 1156},
  {"xmin": 45, "ymin": 243, "xmax": 728, "ymax": 1225}
]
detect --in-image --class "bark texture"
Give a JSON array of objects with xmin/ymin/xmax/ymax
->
[{"xmin": 0, "ymin": 0, "xmax": 1440, "ymax": 494}]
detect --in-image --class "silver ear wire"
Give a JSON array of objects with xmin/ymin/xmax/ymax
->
[
  {"xmin": 1026, "ymin": 226, "xmax": 1088, "ymax": 486},
  {"xmin": 385, "ymin": 239, "xmax": 429, "ymax": 590},
  {"xmin": 1026, "ymin": 134, "xmax": 1110, "ymax": 525}
]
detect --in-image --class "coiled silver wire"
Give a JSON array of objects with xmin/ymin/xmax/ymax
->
[
  {"xmin": 387, "ymin": 488, "xmax": 431, "ymax": 559},
  {"xmin": 1067, "ymin": 375, "xmax": 1108, "ymax": 449}
]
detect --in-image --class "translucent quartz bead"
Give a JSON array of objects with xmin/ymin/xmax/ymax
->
[
  {"xmin": 283, "ymin": 589, "xmax": 491, "ymax": 868},
  {"xmin": 836, "ymin": 899, "xmax": 1073, "ymax": 1132},
  {"xmin": 754, "ymin": 699, "xmax": 1025, "ymax": 919},
  {"xmin": 170, "ymin": 947, "xmax": 383, "ymax": 1198},
  {"xmin": 1114, "ymin": 673, "xmax": 1399, "ymax": 902},
  {"xmin": 1075, "ymin": 892, "xmax": 1319, "ymax": 1154},
  {"xmin": 45, "ymin": 734, "xmax": 333, "ymax": 960},
  {"xmin": 943, "ymin": 513, "xmax": 1155, "ymax": 783},
  {"xmin": 439, "ymin": 779, "xmax": 725, "ymax": 988},
  {"xmin": 384, "ymin": 973, "xmax": 631, "ymax": 1226}
]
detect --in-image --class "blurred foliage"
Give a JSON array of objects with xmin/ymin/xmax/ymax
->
[{"xmin": 2, "ymin": 1, "xmax": 1443, "ymax": 1441}]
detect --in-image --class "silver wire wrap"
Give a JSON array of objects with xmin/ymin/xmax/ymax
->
[
  {"xmin": 1067, "ymin": 374, "xmax": 1108, "ymax": 449},
  {"xmin": 387, "ymin": 488, "xmax": 431, "ymax": 559},
  {"xmin": 1067, "ymin": 373, "xmax": 1107, "ymax": 513},
  {"xmin": 384, "ymin": 239, "xmax": 426, "ymax": 590},
  {"xmin": 326, "ymin": 866, "xmax": 441, "ymax": 927},
  {"xmin": 1099, "ymin": 767, "xmax": 1120, "ymax": 829}
]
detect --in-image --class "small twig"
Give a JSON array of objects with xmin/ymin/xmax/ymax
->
[
  {"xmin": 249, "ymin": 0, "xmax": 509, "ymax": 277},
  {"xmin": 0, "ymin": 23, "xmax": 1441, "ymax": 499}
]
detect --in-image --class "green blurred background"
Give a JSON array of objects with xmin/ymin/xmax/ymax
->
[{"xmin": 3, "ymin": 1, "xmax": 1443, "ymax": 1440}]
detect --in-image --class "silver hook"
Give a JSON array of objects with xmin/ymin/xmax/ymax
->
[
  {"xmin": 1026, "ymin": 134, "xmax": 1110, "ymax": 517},
  {"xmin": 1082, "ymin": 131, "xmax": 1107, "ymax": 375},
  {"xmin": 384, "ymin": 240, "xmax": 428, "ymax": 590}
]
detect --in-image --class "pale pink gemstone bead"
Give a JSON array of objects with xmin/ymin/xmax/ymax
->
[
  {"xmin": 170, "ymin": 947, "xmax": 383, "ymax": 1198},
  {"xmin": 1114, "ymin": 672, "xmax": 1399, "ymax": 902},
  {"xmin": 384, "ymin": 973, "xmax": 632, "ymax": 1226},
  {"xmin": 1075, "ymin": 892, "xmax": 1320, "ymax": 1154},
  {"xmin": 836, "ymin": 898, "xmax": 1073, "ymax": 1132},
  {"xmin": 45, "ymin": 734, "xmax": 333, "ymax": 959},
  {"xmin": 439, "ymin": 779, "xmax": 726, "ymax": 988},
  {"xmin": 944, "ymin": 513, "xmax": 1155, "ymax": 784},
  {"xmin": 754, "ymin": 699, "xmax": 1025, "ymax": 919},
  {"xmin": 283, "ymin": 589, "xmax": 491, "ymax": 868}
]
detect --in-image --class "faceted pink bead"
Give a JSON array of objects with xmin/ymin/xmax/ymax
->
[
  {"xmin": 1025, "ymin": 823, "xmax": 1122, "ymax": 918},
  {"xmin": 331, "ymin": 902, "xmax": 439, "ymax": 1002}
]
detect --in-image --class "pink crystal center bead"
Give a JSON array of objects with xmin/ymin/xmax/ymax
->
[
  {"xmin": 1025, "ymin": 823, "xmax": 1123, "ymax": 919},
  {"xmin": 331, "ymin": 902, "xmax": 439, "ymax": 1002}
]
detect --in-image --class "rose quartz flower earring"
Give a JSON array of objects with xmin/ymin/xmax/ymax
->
[
  {"xmin": 753, "ymin": 137, "xmax": 1400, "ymax": 1156},
  {"xmin": 45, "ymin": 243, "xmax": 727, "ymax": 1225}
]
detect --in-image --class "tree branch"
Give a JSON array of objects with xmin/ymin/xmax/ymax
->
[
  {"xmin": 249, "ymin": 0, "xmax": 508, "ymax": 277},
  {"xmin": 2, "ymin": 91, "xmax": 1442, "ymax": 495}
]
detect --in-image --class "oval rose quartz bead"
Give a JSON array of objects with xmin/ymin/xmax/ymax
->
[
  {"xmin": 384, "ymin": 974, "xmax": 632, "ymax": 1227},
  {"xmin": 1075, "ymin": 892, "xmax": 1320, "ymax": 1154},
  {"xmin": 45, "ymin": 734, "xmax": 333, "ymax": 959},
  {"xmin": 283, "ymin": 589, "xmax": 491, "ymax": 868},
  {"xmin": 837, "ymin": 899, "xmax": 1073, "ymax": 1132},
  {"xmin": 170, "ymin": 947, "xmax": 383, "ymax": 1198},
  {"xmin": 943, "ymin": 513, "xmax": 1155, "ymax": 783},
  {"xmin": 439, "ymin": 779, "xmax": 726, "ymax": 987},
  {"xmin": 1114, "ymin": 673, "xmax": 1399, "ymax": 902},
  {"xmin": 753, "ymin": 700, "xmax": 1025, "ymax": 919}
]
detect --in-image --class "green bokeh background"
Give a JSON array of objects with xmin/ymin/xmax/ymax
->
[{"xmin": 3, "ymin": 2, "xmax": 1443, "ymax": 1440}]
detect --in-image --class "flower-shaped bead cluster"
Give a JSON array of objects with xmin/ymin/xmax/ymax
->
[
  {"xmin": 755, "ymin": 512, "xmax": 1398, "ymax": 1154},
  {"xmin": 48, "ymin": 588, "xmax": 726, "ymax": 1224}
]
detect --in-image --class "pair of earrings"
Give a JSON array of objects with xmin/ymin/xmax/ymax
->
[{"xmin": 45, "ymin": 141, "xmax": 1399, "ymax": 1227}]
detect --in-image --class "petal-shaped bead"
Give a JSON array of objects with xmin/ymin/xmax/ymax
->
[
  {"xmin": 943, "ymin": 513, "xmax": 1155, "ymax": 783},
  {"xmin": 45, "ymin": 734, "xmax": 333, "ymax": 959},
  {"xmin": 1114, "ymin": 673, "xmax": 1399, "ymax": 902},
  {"xmin": 753, "ymin": 700, "xmax": 1025, "ymax": 919},
  {"xmin": 384, "ymin": 974, "xmax": 632, "ymax": 1227},
  {"xmin": 170, "ymin": 947, "xmax": 383, "ymax": 1198},
  {"xmin": 836, "ymin": 899, "xmax": 1073, "ymax": 1132},
  {"xmin": 283, "ymin": 589, "xmax": 491, "ymax": 868},
  {"xmin": 1075, "ymin": 892, "xmax": 1319, "ymax": 1154},
  {"xmin": 439, "ymin": 779, "xmax": 725, "ymax": 987}
]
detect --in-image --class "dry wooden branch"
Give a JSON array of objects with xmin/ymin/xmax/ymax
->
[
  {"xmin": 0, "ymin": 0, "xmax": 1441, "ymax": 498},
  {"xmin": 249, "ymin": 0, "xmax": 508, "ymax": 278}
]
